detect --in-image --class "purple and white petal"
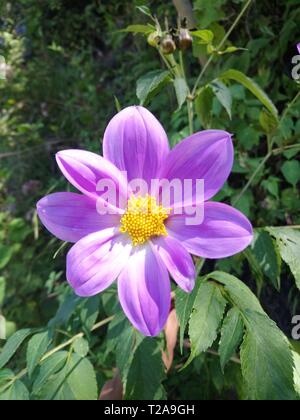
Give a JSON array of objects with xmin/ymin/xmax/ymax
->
[
  {"xmin": 56, "ymin": 149, "xmax": 129, "ymax": 210},
  {"xmin": 152, "ymin": 236, "xmax": 195, "ymax": 293},
  {"xmin": 103, "ymin": 106, "xmax": 169, "ymax": 186},
  {"xmin": 160, "ymin": 130, "xmax": 233, "ymax": 204},
  {"xmin": 37, "ymin": 192, "xmax": 121, "ymax": 243},
  {"xmin": 67, "ymin": 228, "xmax": 132, "ymax": 297},
  {"xmin": 118, "ymin": 244, "xmax": 171, "ymax": 336},
  {"xmin": 167, "ymin": 202, "xmax": 253, "ymax": 259}
]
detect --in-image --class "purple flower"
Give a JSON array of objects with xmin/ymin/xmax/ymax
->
[{"xmin": 37, "ymin": 106, "xmax": 253, "ymax": 336}]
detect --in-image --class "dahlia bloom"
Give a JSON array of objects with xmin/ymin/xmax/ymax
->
[{"xmin": 37, "ymin": 106, "xmax": 253, "ymax": 336}]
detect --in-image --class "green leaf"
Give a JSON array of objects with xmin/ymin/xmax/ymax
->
[
  {"xmin": 125, "ymin": 338, "xmax": 165, "ymax": 400},
  {"xmin": 206, "ymin": 271, "xmax": 264, "ymax": 314},
  {"xmin": 281, "ymin": 160, "xmax": 300, "ymax": 187},
  {"xmin": 267, "ymin": 228, "xmax": 300, "ymax": 290},
  {"xmin": 219, "ymin": 308, "xmax": 244, "ymax": 371},
  {"xmin": 191, "ymin": 29, "xmax": 214, "ymax": 43},
  {"xmin": 0, "ymin": 329, "xmax": 32, "ymax": 369},
  {"xmin": 36, "ymin": 354, "xmax": 97, "ymax": 400},
  {"xmin": 293, "ymin": 351, "xmax": 300, "ymax": 397},
  {"xmin": 220, "ymin": 69, "xmax": 278, "ymax": 119},
  {"xmin": 136, "ymin": 5, "xmax": 153, "ymax": 18},
  {"xmin": 175, "ymin": 280, "xmax": 202, "ymax": 352},
  {"xmin": 240, "ymin": 310, "xmax": 295, "ymax": 400},
  {"xmin": 0, "ymin": 380, "xmax": 29, "ymax": 400},
  {"xmin": 251, "ymin": 229, "xmax": 281, "ymax": 290},
  {"xmin": 136, "ymin": 70, "xmax": 171, "ymax": 106},
  {"xmin": 0, "ymin": 245, "xmax": 14, "ymax": 270},
  {"xmin": 0, "ymin": 368, "xmax": 14, "ymax": 387},
  {"xmin": 121, "ymin": 24, "xmax": 154, "ymax": 35},
  {"xmin": 211, "ymin": 80, "xmax": 232, "ymax": 119},
  {"xmin": 0, "ymin": 277, "xmax": 5, "ymax": 306},
  {"xmin": 195, "ymin": 85, "xmax": 213, "ymax": 128},
  {"xmin": 32, "ymin": 351, "xmax": 68, "ymax": 394},
  {"xmin": 80, "ymin": 296, "xmax": 99, "ymax": 331},
  {"xmin": 187, "ymin": 281, "xmax": 226, "ymax": 365},
  {"xmin": 26, "ymin": 331, "xmax": 51, "ymax": 377},
  {"xmin": 174, "ymin": 77, "xmax": 189, "ymax": 110},
  {"xmin": 66, "ymin": 354, "xmax": 98, "ymax": 401},
  {"xmin": 73, "ymin": 337, "xmax": 89, "ymax": 358},
  {"xmin": 49, "ymin": 293, "xmax": 81, "ymax": 327}
]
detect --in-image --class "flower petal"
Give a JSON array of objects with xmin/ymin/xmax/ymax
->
[
  {"xmin": 103, "ymin": 106, "xmax": 169, "ymax": 186},
  {"xmin": 37, "ymin": 192, "xmax": 121, "ymax": 243},
  {"xmin": 118, "ymin": 244, "xmax": 171, "ymax": 336},
  {"xmin": 161, "ymin": 130, "xmax": 233, "ymax": 203},
  {"xmin": 67, "ymin": 228, "xmax": 132, "ymax": 297},
  {"xmin": 152, "ymin": 236, "xmax": 195, "ymax": 293},
  {"xmin": 56, "ymin": 149, "xmax": 129, "ymax": 210},
  {"xmin": 166, "ymin": 202, "xmax": 253, "ymax": 259}
]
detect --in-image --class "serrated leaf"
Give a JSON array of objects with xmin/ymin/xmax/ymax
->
[
  {"xmin": 293, "ymin": 351, "xmax": 300, "ymax": 397},
  {"xmin": 0, "ymin": 329, "xmax": 32, "ymax": 369},
  {"xmin": 187, "ymin": 282, "xmax": 226, "ymax": 365},
  {"xmin": 27, "ymin": 331, "xmax": 51, "ymax": 377},
  {"xmin": 174, "ymin": 77, "xmax": 189, "ymax": 110},
  {"xmin": 32, "ymin": 351, "xmax": 68, "ymax": 394},
  {"xmin": 137, "ymin": 70, "xmax": 171, "ymax": 106},
  {"xmin": 36, "ymin": 353, "xmax": 97, "ymax": 400},
  {"xmin": 220, "ymin": 69, "xmax": 278, "ymax": 119},
  {"xmin": 66, "ymin": 354, "xmax": 98, "ymax": 400},
  {"xmin": 175, "ymin": 280, "xmax": 202, "ymax": 352},
  {"xmin": 195, "ymin": 85, "xmax": 213, "ymax": 128},
  {"xmin": 267, "ymin": 228, "xmax": 300, "ymax": 290},
  {"xmin": 0, "ymin": 380, "xmax": 29, "ymax": 400},
  {"xmin": 211, "ymin": 80, "xmax": 232, "ymax": 119},
  {"xmin": 206, "ymin": 271, "xmax": 264, "ymax": 314},
  {"xmin": 125, "ymin": 338, "xmax": 165, "ymax": 400},
  {"xmin": 240, "ymin": 310, "xmax": 295, "ymax": 400},
  {"xmin": 219, "ymin": 308, "xmax": 244, "ymax": 371},
  {"xmin": 73, "ymin": 337, "xmax": 89, "ymax": 358}
]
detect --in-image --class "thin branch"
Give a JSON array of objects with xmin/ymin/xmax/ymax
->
[{"xmin": 192, "ymin": 0, "xmax": 253, "ymax": 96}]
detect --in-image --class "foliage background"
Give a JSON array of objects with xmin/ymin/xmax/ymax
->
[{"xmin": 0, "ymin": 0, "xmax": 300, "ymax": 400}]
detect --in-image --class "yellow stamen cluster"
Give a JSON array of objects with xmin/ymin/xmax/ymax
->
[{"xmin": 120, "ymin": 195, "xmax": 169, "ymax": 246}]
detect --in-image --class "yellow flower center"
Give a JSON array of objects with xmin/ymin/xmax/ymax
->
[{"xmin": 120, "ymin": 195, "xmax": 169, "ymax": 246}]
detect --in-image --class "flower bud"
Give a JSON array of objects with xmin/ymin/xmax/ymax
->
[
  {"xmin": 178, "ymin": 28, "xmax": 193, "ymax": 50},
  {"xmin": 161, "ymin": 34, "xmax": 176, "ymax": 55},
  {"xmin": 147, "ymin": 32, "xmax": 161, "ymax": 48}
]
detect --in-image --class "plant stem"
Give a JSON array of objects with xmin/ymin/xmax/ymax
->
[
  {"xmin": 233, "ymin": 137, "xmax": 300, "ymax": 206},
  {"xmin": 281, "ymin": 90, "xmax": 300, "ymax": 121},
  {"xmin": 192, "ymin": 0, "xmax": 253, "ymax": 96},
  {"xmin": 233, "ymin": 151, "xmax": 272, "ymax": 206}
]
